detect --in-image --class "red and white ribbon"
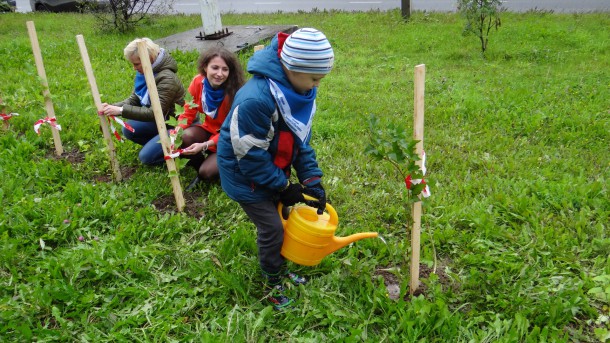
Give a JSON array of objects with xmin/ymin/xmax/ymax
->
[
  {"xmin": 1, "ymin": 112, "xmax": 19, "ymax": 121},
  {"xmin": 34, "ymin": 117, "xmax": 61, "ymax": 135},
  {"xmin": 164, "ymin": 127, "xmax": 183, "ymax": 160},
  {"xmin": 111, "ymin": 115, "xmax": 134, "ymax": 133},
  {"xmin": 405, "ymin": 150, "xmax": 431, "ymax": 198},
  {"xmin": 98, "ymin": 112, "xmax": 135, "ymax": 142},
  {"xmin": 108, "ymin": 120, "xmax": 123, "ymax": 141},
  {"xmin": 164, "ymin": 148, "xmax": 184, "ymax": 160}
]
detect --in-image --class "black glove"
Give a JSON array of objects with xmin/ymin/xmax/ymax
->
[
  {"xmin": 279, "ymin": 182, "xmax": 305, "ymax": 207},
  {"xmin": 303, "ymin": 183, "xmax": 326, "ymax": 215}
]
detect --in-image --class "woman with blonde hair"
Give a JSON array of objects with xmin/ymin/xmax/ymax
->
[{"xmin": 101, "ymin": 38, "xmax": 185, "ymax": 165}]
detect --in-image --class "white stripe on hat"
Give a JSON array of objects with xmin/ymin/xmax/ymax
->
[{"xmin": 280, "ymin": 28, "xmax": 334, "ymax": 74}]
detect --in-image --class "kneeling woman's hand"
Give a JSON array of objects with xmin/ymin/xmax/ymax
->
[
  {"xmin": 182, "ymin": 141, "xmax": 211, "ymax": 155},
  {"xmin": 100, "ymin": 103, "xmax": 122, "ymax": 117}
]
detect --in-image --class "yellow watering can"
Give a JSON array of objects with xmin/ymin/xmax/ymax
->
[{"xmin": 279, "ymin": 195, "xmax": 378, "ymax": 266}]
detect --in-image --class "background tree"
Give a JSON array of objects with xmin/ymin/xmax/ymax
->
[
  {"xmin": 90, "ymin": 0, "xmax": 175, "ymax": 32},
  {"xmin": 457, "ymin": 0, "xmax": 503, "ymax": 55},
  {"xmin": 0, "ymin": 0, "xmax": 16, "ymax": 12}
]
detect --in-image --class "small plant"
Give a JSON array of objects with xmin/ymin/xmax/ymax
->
[
  {"xmin": 163, "ymin": 96, "xmax": 198, "ymax": 172},
  {"xmin": 364, "ymin": 114, "xmax": 429, "ymax": 203},
  {"xmin": 457, "ymin": 0, "xmax": 503, "ymax": 55}
]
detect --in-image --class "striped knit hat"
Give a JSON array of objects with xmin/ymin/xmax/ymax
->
[{"xmin": 280, "ymin": 28, "xmax": 334, "ymax": 75}]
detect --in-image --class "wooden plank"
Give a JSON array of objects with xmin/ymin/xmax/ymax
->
[
  {"xmin": 137, "ymin": 41, "xmax": 185, "ymax": 212},
  {"xmin": 155, "ymin": 25, "xmax": 297, "ymax": 53},
  {"xmin": 410, "ymin": 64, "xmax": 425, "ymax": 296},
  {"xmin": 76, "ymin": 34, "xmax": 123, "ymax": 182},
  {"xmin": 26, "ymin": 21, "xmax": 63, "ymax": 156}
]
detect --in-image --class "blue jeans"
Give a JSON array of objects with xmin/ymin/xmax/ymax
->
[{"xmin": 122, "ymin": 120, "xmax": 172, "ymax": 166}]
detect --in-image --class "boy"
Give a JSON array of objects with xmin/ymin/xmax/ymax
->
[{"xmin": 217, "ymin": 28, "xmax": 334, "ymax": 310}]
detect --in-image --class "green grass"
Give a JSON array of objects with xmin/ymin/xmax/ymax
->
[{"xmin": 1, "ymin": 9, "xmax": 609, "ymax": 342}]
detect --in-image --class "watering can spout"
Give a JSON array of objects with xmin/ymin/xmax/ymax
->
[{"xmin": 326, "ymin": 232, "xmax": 379, "ymax": 255}]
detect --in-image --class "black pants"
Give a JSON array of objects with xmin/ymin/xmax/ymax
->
[{"xmin": 239, "ymin": 200, "xmax": 285, "ymax": 275}]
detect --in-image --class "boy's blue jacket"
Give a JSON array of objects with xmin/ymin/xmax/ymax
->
[{"xmin": 217, "ymin": 34, "xmax": 323, "ymax": 203}]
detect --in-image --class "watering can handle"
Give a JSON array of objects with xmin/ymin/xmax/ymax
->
[{"xmin": 278, "ymin": 194, "xmax": 338, "ymax": 225}]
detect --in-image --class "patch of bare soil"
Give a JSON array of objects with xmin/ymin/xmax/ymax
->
[
  {"xmin": 374, "ymin": 261, "xmax": 455, "ymax": 301},
  {"xmin": 375, "ymin": 268, "xmax": 402, "ymax": 300},
  {"xmin": 93, "ymin": 166, "xmax": 137, "ymax": 183},
  {"xmin": 152, "ymin": 192, "xmax": 205, "ymax": 219},
  {"xmin": 47, "ymin": 148, "xmax": 86, "ymax": 164}
]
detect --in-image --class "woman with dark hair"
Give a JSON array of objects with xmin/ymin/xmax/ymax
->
[{"xmin": 178, "ymin": 47, "xmax": 245, "ymax": 189}]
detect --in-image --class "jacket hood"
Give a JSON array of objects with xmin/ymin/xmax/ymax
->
[
  {"xmin": 153, "ymin": 49, "xmax": 178, "ymax": 74},
  {"xmin": 246, "ymin": 35, "xmax": 292, "ymax": 88}
]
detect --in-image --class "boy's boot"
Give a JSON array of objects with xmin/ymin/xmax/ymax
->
[
  {"xmin": 280, "ymin": 263, "xmax": 307, "ymax": 285},
  {"xmin": 285, "ymin": 270, "xmax": 307, "ymax": 285},
  {"xmin": 262, "ymin": 270, "xmax": 294, "ymax": 311}
]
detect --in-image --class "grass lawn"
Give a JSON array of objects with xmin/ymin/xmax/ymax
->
[{"xmin": 0, "ymin": 9, "xmax": 608, "ymax": 342}]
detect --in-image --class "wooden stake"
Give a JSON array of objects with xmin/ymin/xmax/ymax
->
[
  {"xmin": 137, "ymin": 41, "xmax": 185, "ymax": 212},
  {"xmin": 254, "ymin": 45, "xmax": 264, "ymax": 52},
  {"xmin": 26, "ymin": 21, "xmax": 63, "ymax": 156},
  {"xmin": 76, "ymin": 34, "xmax": 123, "ymax": 182},
  {"xmin": 410, "ymin": 64, "xmax": 425, "ymax": 296}
]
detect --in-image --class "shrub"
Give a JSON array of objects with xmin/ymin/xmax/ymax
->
[
  {"xmin": 90, "ymin": 0, "xmax": 175, "ymax": 32},
  {"xmin": 0, "ymin": 0, "xmax": 16, "ymax": 12},
  {"xmin": 457, "ymin": 0, "xmax": 503, "ymax": 55}
]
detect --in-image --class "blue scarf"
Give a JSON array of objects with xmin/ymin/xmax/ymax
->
[
  {"xmin": 267, "ymin": 78, "xmax": 317, "ymax": 144},
  {"xmin": 133, "ymin": 48, "xmax": 166, "ymax": 107},
  {"xmin": 134, "ymin": 73, "xmax": 150, "ymax": 106},
  {"xmin": 202, "ymin": 77, "xmax": 226, "ymax": 119}
]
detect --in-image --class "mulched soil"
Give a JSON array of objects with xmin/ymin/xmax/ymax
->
[
  {"xmin": 374, "ymin": 260, "xmax": 454, "ymax": 300},
  {"xmin": 47, "ymin": 148, "xmax": 86, "ymax": 164},
  {"xmin": 93, "ymin": 165, "xmax": 137, "ymax": 183},
  {"xmin": 43, "ymin": 148, "xmax": 137, "ymax": 183},
  {"xmin": 375, "ymin": 268, "xmax": 403, "ymax": 300},
  {"xmin": 152, "ymin": 192, "xmax": 205, "ymax": 219}
]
